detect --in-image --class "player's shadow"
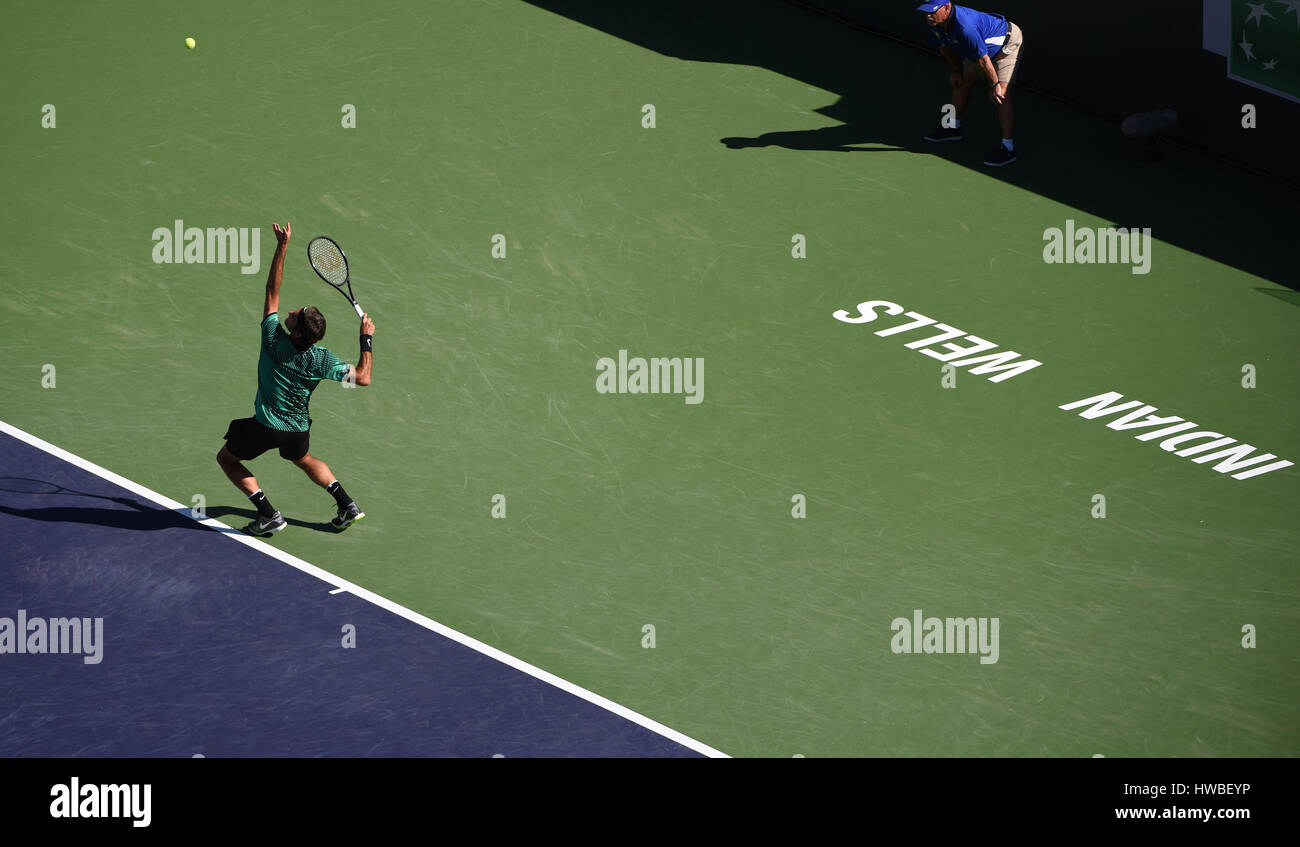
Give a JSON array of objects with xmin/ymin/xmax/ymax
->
[
  {"xmin": 0, "ymin": 476, "xmax": 209, "ymax": 531},
  {"xmin": 206, "ymin": 506, "xmax": 335, "ymax": 533},
  {"xmin": 0, "ymin": 478, "xmax": 335, "ymax": 534},
  {"xmin": 721, "ymin": 125, "xmax": 911, "ymax": 153},
  {"xmin": 0, "ymin": 500, "xmax": 204, "ymax": 532},
  {"xmin": 523, "ymin": 0, "xmax": 1295, "ymax": 291}
]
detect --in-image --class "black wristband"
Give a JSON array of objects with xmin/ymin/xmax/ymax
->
[{"xmin": 360, "ymin": 334, "xmax": 373, "ymax": 354}]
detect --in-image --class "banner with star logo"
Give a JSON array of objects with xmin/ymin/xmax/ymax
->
[{"xmin": 1230, "ymin": 0, "xmax": 1300, "ymax": 103}]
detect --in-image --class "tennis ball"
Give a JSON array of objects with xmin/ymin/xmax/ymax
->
[{"xmin": 185, "ymin": 37, "xmax": 196, "ymax": 49}]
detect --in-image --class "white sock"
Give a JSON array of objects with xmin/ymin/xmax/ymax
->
[
  {"xmin": 953, "ymin": 119, "xmax": 962, "ymax": 129},
  {"xmin": 1002, "ymin": 138, "xmax": 1014, "ymax": 151}
]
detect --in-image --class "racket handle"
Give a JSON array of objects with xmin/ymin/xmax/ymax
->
[{"xmin": 354, "ymin": 302, "xmax": 365, "ymax": 319}]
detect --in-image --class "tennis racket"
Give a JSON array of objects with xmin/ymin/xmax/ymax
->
[{"xmin": 307, "ymin": 236, "xmax": 365, "ymax": 319}]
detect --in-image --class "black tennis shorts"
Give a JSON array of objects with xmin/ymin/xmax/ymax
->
[{"xmin": 223, "ymin": 417, "xmax": 310, "ymax": 461}]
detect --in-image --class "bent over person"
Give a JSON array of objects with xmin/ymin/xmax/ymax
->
[
  {"xmin": 216, "ymin": 221, "xmax": 376, "ymax": 536},
  {"xmin": 918, "ymin": 1, "xmax": 1025, "ymax": 166}
]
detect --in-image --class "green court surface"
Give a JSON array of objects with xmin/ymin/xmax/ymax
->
[{"xmin": 3, "ymin": 0, "xmax": 1297, "ymax": 757}]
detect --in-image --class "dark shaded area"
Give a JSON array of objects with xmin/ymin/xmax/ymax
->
[
  {"xmin": 0, "ymin": 503, "xmax": 201, "ymax": 532},
  {"xmin": 0, "ymin": 477, "xmax": 143, "ymax": 503},
  {"xmin": 0, "ymin": 476, "xmax": 200, "ymax": 530},
  {"xmin": 0, "ymin": 484, "xmax": 333, "ymax": 533},
  {"xmin": 523, "ymin": 0, "xmax": 1297, "ymax": 290},
  {"xmin": 722, "ymin": 126, "xmax": 909, "ymax": 152},
  {"xmin": 788, "ymin": 0, "xmax": 1300, "ymax": 188}
]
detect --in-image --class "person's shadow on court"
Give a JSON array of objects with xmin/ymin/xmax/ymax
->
[
  {"xmin": 720, "ymin": 91, "xmax": 923, "ymax": 153},
  {"xmin": 0, "ymin": 478, "xmax": 333, "ymax": 534},
  {"xmin": 0, "ymin": 502, "xmax": 335, "ymax": 534},
  {"xmin": 721, "ymin": 123, "xmax": 911, "ymax": 152},
  {"xmin": 0, "ymin": 497, "xmax": 200, "ymax": 532}
]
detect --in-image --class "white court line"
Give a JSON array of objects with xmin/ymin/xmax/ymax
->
[{"xmin": 0, "ymin": 419, "xmax": 729, "ymax": 759}]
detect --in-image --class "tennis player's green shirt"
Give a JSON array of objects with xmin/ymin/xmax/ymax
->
[{"xmin": 254, "ymin": 314, "xmax": 349, "ymax": 432}]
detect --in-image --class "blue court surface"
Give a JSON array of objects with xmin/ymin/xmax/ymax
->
[{"xmin": 0, "ymin": 424, "xmax": 717, "ymax": 757}]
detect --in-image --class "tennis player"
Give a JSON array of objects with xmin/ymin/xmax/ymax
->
[
  {"xmin": 918, "ymin": 2, "xmax": 1025, "ymax": 166},
  {"xmin": 216, "ymin": 222, "xmax": 375, "ymax": 536}
]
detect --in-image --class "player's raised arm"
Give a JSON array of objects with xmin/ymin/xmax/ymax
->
[
  {"xmin": 351, "ymin": 314, "xmax": 375, "ymax": 386},
  {"xmin": 264, "ymin": 222, "xmax": 291, "ymax": 318}
]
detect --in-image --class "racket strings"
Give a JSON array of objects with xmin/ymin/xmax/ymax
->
[{"xmin": 308, "ymin": 239, "xmax": 348, "ymax": 285}]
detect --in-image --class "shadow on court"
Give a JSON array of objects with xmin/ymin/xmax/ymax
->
[
  {"xmin": 721, "ymin": 124, "xmax": 912, "ymax": 153},
  {"xmin": 0, "ymin": 478, "xmax": 332, "ymax": 533},
  {"xmin": 0, "ymin": 502, "xmax": 199, "ymax": 532},
  {"xmin": 523, "ymin": 0, "xmax": 1296, "ymax": 291},
  {"xmin": 0, "ymin": 503, "xmax": 334, "ymax": 534},
  {"xmin": 0, "ymin": 476, "xmax": 193, "ymax": 531}
]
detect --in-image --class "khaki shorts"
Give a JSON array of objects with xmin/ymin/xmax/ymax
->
[{"xmin": 963, "ymin": 21, "xmax": 1023, "ymax": 87}]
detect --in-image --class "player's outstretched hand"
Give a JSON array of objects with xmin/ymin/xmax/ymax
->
[
  {"xmin": 273, "ymin": 222, "xmax": 291, "ymax": 245},
  {"xmin": 361, "ymin": 314, "xmax": 375, "ymax": 336},
  {"xmin": 990, "ymin": 83, "xmax": 1006, "ymax": 105}
]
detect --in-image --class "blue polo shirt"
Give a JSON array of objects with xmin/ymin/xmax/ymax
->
[{"xmin": 928, "ymin": 5, "xmax": 1010, "ymax": 61}]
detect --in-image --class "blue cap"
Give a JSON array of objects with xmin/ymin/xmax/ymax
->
[{"xmin": 916, "ymin": 1, "xmax": 950, "ymax": 12}]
